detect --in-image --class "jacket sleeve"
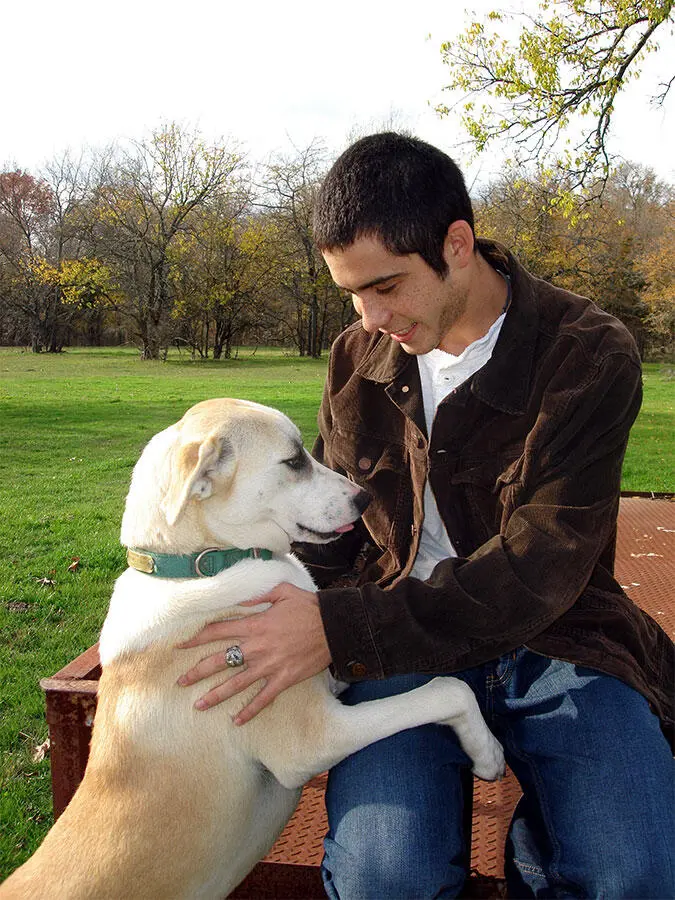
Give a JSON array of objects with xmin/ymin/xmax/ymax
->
[{"xmin": 318, "ymin": 351, "xmax": 643, "ymax": 680}]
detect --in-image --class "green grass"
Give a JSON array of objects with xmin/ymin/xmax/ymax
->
[
  {"xmin": 622, "ymin": 363, "xmax": 675, "ymax": 493},
  {"xmin": 0, "ymin": 347, "xmax": 672, "ymax": 877}
]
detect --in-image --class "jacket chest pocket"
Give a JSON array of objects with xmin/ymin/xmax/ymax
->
[
  {"xmin": 450, "ymin": 454, "xmax": 523, "ymax": 537},
  {"xmin": 329, "ymin": 430, "xmax": 407, "ymax": 482}
]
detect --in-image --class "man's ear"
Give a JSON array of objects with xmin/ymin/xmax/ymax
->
[
  {"xmin": 443, "ymin": 220, "xmax": 475, "ymax": 269},
  {"xmin": 161, "ymin": 434, "xmax": 234, "ymax": 526}
]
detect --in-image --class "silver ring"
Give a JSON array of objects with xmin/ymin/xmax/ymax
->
[{"xmin": 225, "ymin": 645, "xmax": 245, "ymax": 668}]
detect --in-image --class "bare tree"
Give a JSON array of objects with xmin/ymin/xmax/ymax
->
[
  {"xmin": 258, "ymin": 141, "xmax": 342, "ymax": 357},
  {"xmin": 0, "ymin": 169, "xmax": 78, "ymax": 352},
  {"xmin": 92, "ymin": 123, "xmax": 246, "ymax": 359}
]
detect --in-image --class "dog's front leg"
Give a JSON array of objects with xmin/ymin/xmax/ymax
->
[
  {"xmin": 257, "ymin": 676, "xmax": 504, "ymax": 789},
  {"xmin": 327, "ymin": 672, "xmax": 348, "ymax": 697}
]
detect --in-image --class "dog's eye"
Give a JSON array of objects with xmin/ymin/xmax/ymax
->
[{"xmin": 282, "ymin": 453, "xmax": 307, "ymax": 471}]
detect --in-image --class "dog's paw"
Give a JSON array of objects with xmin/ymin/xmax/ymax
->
[{"xmin": 470, "ymin": 732, "xmax": 506, "ymax": 782}]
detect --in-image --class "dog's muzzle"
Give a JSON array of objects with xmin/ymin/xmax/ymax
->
[{"xmin": 225, "ymin": 645, "xmax": 245, "ymax": 668}]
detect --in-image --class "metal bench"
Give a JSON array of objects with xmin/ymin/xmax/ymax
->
[{"xmin": 40, "ymin": 496, "xmax": 674, "ymax": 898}]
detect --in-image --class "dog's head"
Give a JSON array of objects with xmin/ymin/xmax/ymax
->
[{"xmin": 121, "ymin": 399, "xmax": 369, "ymax": 554}]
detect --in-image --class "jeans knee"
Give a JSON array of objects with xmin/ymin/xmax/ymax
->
[
  {"xmin": 322, "ymin": 837, "xmax": 465, "ymax": 899},
  {"xmin": 594, "ymin": 858, "xmax": 675, "ymax": 900}
]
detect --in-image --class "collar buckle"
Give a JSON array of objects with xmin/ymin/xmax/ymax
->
[
  {"xmin": 126, "ymin": 548, "xmax": 155, "ymax": 574},
  {"xmin": 194, "ymin": 547, "xmax": 222, "ymax": 577}
]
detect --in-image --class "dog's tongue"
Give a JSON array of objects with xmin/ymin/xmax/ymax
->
[{"xmin": 335, "ymin": 523, "xmax": 355, "ymax": 533}]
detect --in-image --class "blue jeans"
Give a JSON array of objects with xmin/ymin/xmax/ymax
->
[{"xmin": 321, "ymin": 648, "xmax": 675, "ymax": 899}]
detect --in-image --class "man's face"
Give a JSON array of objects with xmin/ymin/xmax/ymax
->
[{"xmin": 322, "ymin": 234, "xmax": 467, "ymax": 355}]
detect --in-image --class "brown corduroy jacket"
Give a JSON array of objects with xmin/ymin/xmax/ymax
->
[{"xmin": 294, "ymin": 240, "xmax": 674, "ymax": 748}]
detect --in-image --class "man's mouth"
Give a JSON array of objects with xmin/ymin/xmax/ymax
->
[{"xmin": 388, "ymin": 322, "xmax": 418, "ymax": 342}]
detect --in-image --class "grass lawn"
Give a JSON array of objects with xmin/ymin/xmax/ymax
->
[
  {"xmin": 0, "ymin": 347, "xmax": 672, "ymax": 877},
  {"xmin": 621, "ymin": 363, "xmax": 675, "ymax": 492}
]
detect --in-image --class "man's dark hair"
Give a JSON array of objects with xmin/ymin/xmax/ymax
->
[{"xmin": 313, "ymin": 132, "xmax": 475, "ymax": 276}]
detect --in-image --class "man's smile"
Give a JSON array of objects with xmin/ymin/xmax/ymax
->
[{"xmin": 388, "ymin": 322, "xmax": 418, "ymax": 342}]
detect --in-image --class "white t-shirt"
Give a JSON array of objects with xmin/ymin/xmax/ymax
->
[{"xmin": 410, "ymin": 311, "xmax": 507, "ymax": 580}]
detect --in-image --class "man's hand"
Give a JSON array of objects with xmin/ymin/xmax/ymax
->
[{"xmin": 177, "ymin": 583, "xmax": 331, "ymax": 724}]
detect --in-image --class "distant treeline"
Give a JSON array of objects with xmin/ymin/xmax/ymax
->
[{"xmin": 1, "ymin": 124, "xmax": 672, "ymax": 359}]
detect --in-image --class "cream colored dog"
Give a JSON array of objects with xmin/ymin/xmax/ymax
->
[{"xmin": 1, "ymin": 399, "xmax": 504, "ymax": 900}]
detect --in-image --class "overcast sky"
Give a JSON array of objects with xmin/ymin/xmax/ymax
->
[{"xmin": 3, "ymin": 0, "xmax": 673, "ymax": 186}]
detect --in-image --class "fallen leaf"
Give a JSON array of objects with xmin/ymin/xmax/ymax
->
[
  {"xmin": 32, "ymin": 739, "xmax": 50, "ymax": 762},
  {"xmin": 67, "ymin": 557, "xmax": 81, "ymax": 572},
  {"xmin": 7, "ymin": 602, "xmax": 30, "ymax": 612},
  {"xmin": 35, "ymin": 577, "xmax": 56, "ymax": 588}
]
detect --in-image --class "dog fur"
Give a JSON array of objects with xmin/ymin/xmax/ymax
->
[{"xmin": 1, "ymin": 399, "xmax": 504, "ymax": 899}]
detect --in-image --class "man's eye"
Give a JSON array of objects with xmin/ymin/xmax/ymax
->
[{"xmin": 375, "ymin": 284, "xmax": 396, "ymax": 295}]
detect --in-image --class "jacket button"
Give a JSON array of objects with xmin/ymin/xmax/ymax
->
[
  {"xmin": 358, "ymin": 457, "xmax": 372, "ymax": 471},
  {"xmin": 348, "ymin": 661, "xmax": 368, "ymax": 677},
  {"xmin": 401, "ymin": 385, "xmax": 410, "ymax": 393}
]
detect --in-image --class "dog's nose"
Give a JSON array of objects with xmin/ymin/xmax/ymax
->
[{"xmin": 354, "ymin": 489, "xmax": 371, "ymax": 515}]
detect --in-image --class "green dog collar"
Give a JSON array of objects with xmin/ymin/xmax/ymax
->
[{"xmin": 126, "ymin": 546, "xmax": 273, "ymax": 578}]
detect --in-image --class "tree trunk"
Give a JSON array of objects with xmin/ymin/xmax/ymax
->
[{"xmin": 140, "ymin": 334, "xmax": 162, "ymax": 360}]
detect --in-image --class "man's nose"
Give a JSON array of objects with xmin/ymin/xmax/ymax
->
[{"xmin": 354, "ymin": 295, "xmax": 391, "ymax": 333}]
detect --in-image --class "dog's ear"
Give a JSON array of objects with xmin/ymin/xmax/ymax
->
[{"xmin": 161, "ymin": 434, "xmax": 234, "ymax": 526}]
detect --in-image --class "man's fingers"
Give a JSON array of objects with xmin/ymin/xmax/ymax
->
[
  {"xmin": 239, "ymin": 584, "xmax": 288, "ymax": 607},
  {"xmin": 232, "ymin": 679, "xmax": 282, "ymax": 725},
  {"xmin": 177, "ymin": 647, "xmax": 240, "ymax": 686},
  {"xmin": 193, "ymin": 668, "xmax": 262, "ymax": 711}
]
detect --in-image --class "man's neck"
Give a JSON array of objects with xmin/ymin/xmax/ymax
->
[{"xmin": 437, "ymin": 253, "xmax": 509, "ymax": 356}]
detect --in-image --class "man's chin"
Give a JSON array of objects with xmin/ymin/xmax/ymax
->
[{"xmin": 400, "ymin": 335, "xmax": 437, "ymax": 355}]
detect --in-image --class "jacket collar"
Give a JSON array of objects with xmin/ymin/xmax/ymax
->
[{"xmin": 354, "ymin": 239, "xmax": 539, "ymax": 415}]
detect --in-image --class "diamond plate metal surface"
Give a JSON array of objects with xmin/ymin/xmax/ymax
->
[
  {"xmin": 264, "ymin": 775, "xmax": 327, "ymax": 866},
  {"xmin": 614, "ymin": 497, "xmax": 675, "ymax": 635}
]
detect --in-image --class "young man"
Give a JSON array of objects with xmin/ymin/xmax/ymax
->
[{"xmin": 180, "ymin": 134, "xmax": 674, "ymax": 898}]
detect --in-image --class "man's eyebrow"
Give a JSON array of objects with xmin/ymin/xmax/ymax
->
[{"xmin": 338, "ymin": 272, "xmax": 405, "ymax": 293}]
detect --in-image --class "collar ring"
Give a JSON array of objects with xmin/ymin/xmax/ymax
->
[{"xmin": 194, "ymin": 548, "xmax": 221, "ymax": 577}]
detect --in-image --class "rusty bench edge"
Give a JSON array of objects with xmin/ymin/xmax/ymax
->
[{"xmin": 40, "ymin": 677, "xmax": 99, "ymax": 695}]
